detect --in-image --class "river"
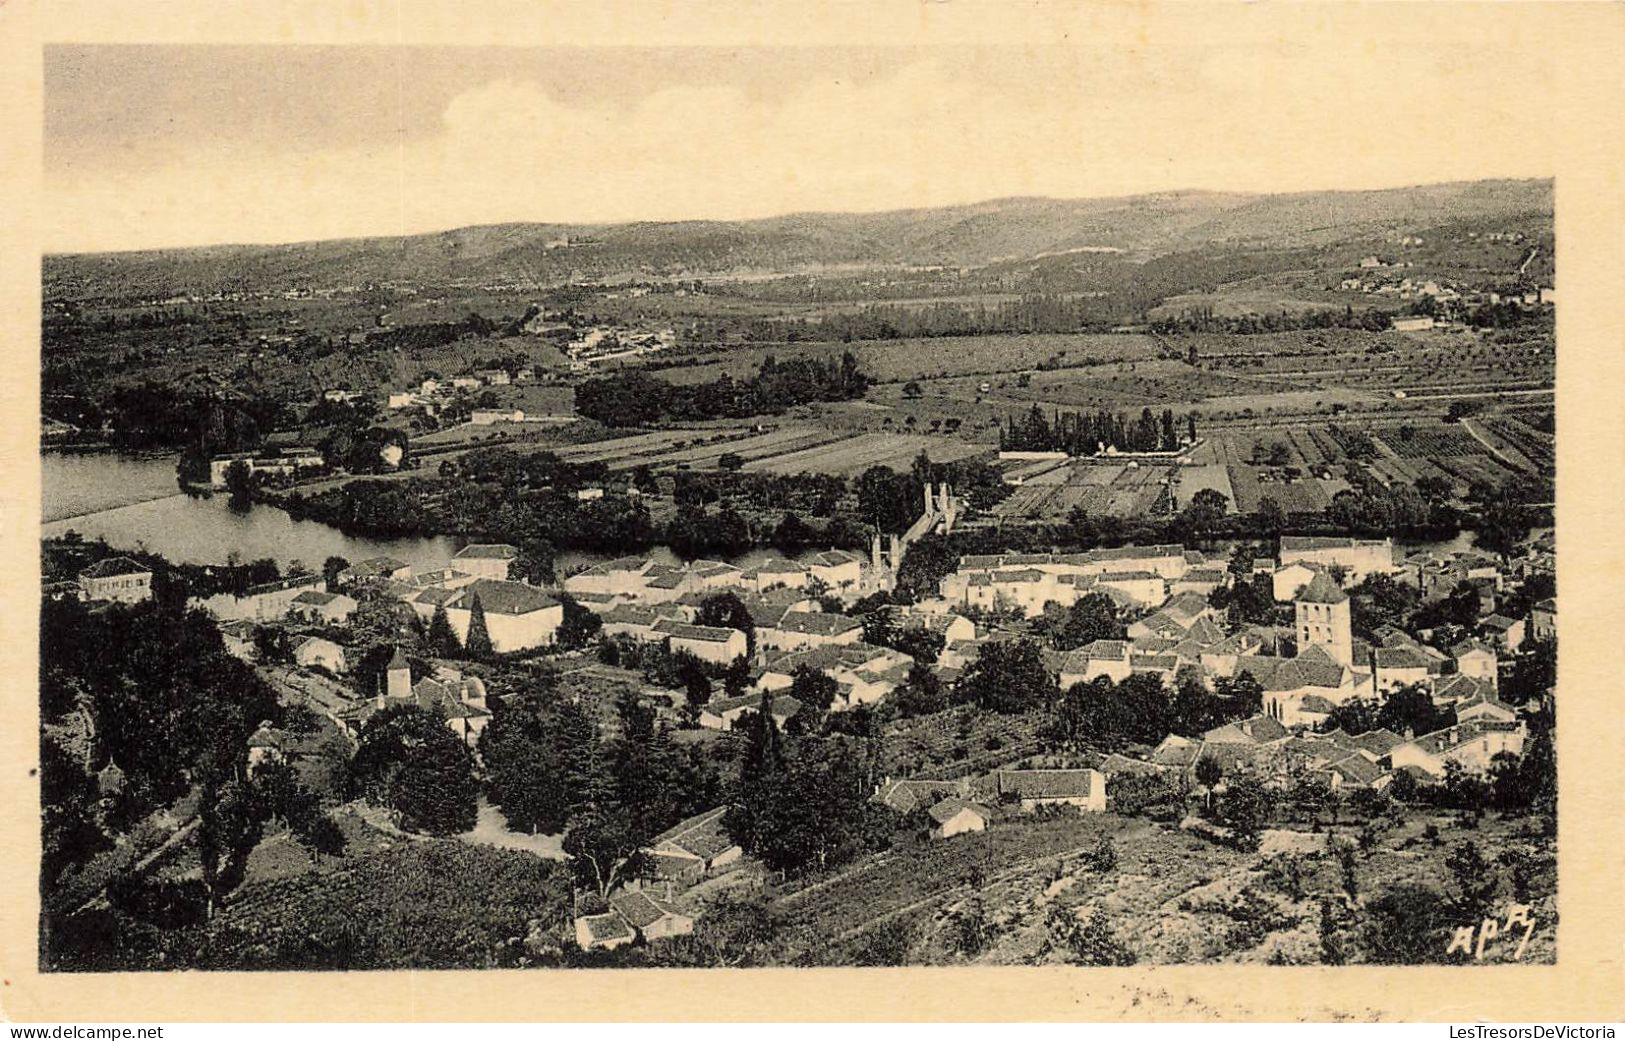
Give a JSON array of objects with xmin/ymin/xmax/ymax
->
[
  {"xmin": 39, "ymin": 452, "xmax": 813, "ymax": 573},
  {"xmin": 42, "ymin": 451, "xmax": 1484, "ymax": 573}
]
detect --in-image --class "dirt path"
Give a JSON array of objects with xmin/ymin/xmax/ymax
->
[{"xmin": 1459, "ymin": 417, "xmax": 1527, "ymax": 471}]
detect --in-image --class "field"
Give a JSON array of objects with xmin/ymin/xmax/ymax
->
[
  {"xmin": 993, "ymin": 462, "xmax": 1172, "ymax": 520},
  {"xmin": 650, "ymin": 333, "xmax": 1162, "ymax": 387},
  {"xmin": 743, "ymin": 432, "xmax": 993, "ymax": 477},
  {"xmin": 734, "ymin": 808, "xmax": 1553, "ymax": 966}
]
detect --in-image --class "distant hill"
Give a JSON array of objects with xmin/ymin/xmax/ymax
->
[{"xmin": 44, "ymin": 178, "xmax": 1553, "ymax": 298}]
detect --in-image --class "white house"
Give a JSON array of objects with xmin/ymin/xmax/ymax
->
[
  {"xmin": 994, "ymin": 769, "xmax": 1107, "ymax": 812},
  {"xmin": 1388, "ymin": 719, "xmax": 1526, "ymax": 779},
  {"xmin": 758, "ymin": 610, "xmax": 864, "ymax": 653},
  {"xmin": 290, "ymin": 590, "xmax": 357, "ymax": 625},
  {"xmin": 1452, "ymin": 639, "xmax": 1499, "ymax": 685},
  {"xmin": 293, "ymin": 635, "xmax": 347, "ymax": 674},
  {"xmin": 452, "ymin": 543, "xmax": 519, "ymax": 581},
  {"xmin": 78, "ymin": 557, "xmax": 153, "ymax": 604},
  {"xmin": 454, "ymin": 580, "xmax": 562, "ymax": 652},
  {"xmin": 1271, "ymin": 561, "xmax": 1321, "ymax": 603},
  {"xmin": 655, "ymin": 619, "xmax": 749, "ymax": 665},
  {"xmin": 928, "ymin": 798, "xmax": 992, "ymax": 840}
]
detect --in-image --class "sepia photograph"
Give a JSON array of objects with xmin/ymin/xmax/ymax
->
[{"xmin": 26, "ymin": 12, "xmax": 1580, "ymax": 988}]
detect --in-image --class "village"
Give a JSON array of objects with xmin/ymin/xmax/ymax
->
[{"xmin": 45, "ymin": 469, "xmax": 1556, "ymax": 961}]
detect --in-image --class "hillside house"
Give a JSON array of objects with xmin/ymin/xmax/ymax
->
[
  {"xmin": 445, "ymin": 580, "xmax": 563, "ymax": 653},
  {"xmin": 452, "ymin": 543, "xmax": 519, "ymax": 581},
  {"xmin": 78, "ymin": 557, "xmax": 153, "ymax": 604},
  {"xmin": 1388, "ymin": 719, "xmax": 1526, "ymax": 779},
  {"xmin": 1279, "ymin": 536, "xmax": 1395, "ymax": 583},
  {"xmin": 1271, "ymin": 561, "xmax": 1321, "ymax": 602},
  {"xmin": 1480, "ymin": 614, "xmax": 1526, "ymax": 653},
  {"xmin": 805, "ymin": 549, "xmax": 867, "ymax": 591},
  {"xmin": 645, "ymin": 806, "xmax": 742, "ymax": 885},
  {"xmin": 993, "ymin": 768, "xmax": 1107, "ymax": 812},
  {"xmin": 1057, "ymin": 640, "xmax": 1132, "ymax": 687},
  {"xmin": 1452, "ymin": 639, "xmax": 1499, "ymax": 684},
  {"xmin": 758, "ymin": 610, "xmax": 864, "ymax": 653},
  {"xmin": 194, "ymin": 573, "xmax": 327, "ymax": 623},
  {"xmin": 1529, "ymin": 598, "xmax": 1556, "ymax": 642},
  {"xmin": 699, "ymin": 693, "xmax": 803, "ymax": 731},
  {"xmin": 654, "ymin": 620, "xmax": 748, "ymax": 665},
  {"xmin": 608, "ymin": 890, "xmax": 693, "ymax": 944},
  {"xmin": 292, "ymin": 635, "xmax": 347, "ymax": 674},
  {"xmin": 339, "ymin": 556, "xmax": 412, "ymax": 587},
  {"xmin": 928, "ymin": 798, "xmax": 993, "ymax": 839},
  {"xmin": 290, "ymin": 589, "xmax": 357, "ymax": 625}
]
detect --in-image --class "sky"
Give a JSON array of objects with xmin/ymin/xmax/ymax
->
[{"xmin": 43, "ymin": 39, "xmax": 1558, "ymax": 254}]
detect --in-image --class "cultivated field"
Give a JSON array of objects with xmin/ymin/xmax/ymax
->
[{"xmin": 743, "ymin": 432, "xmax": 992, "ymax": 477}]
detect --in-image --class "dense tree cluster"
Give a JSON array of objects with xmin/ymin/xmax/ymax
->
[
  {"xmin": 1151, "ymin": 304, "xmax": 1394, "ymax": 336},
  {"xmin": 575, "ymin": 352, "xmax": 869, "ymax": 426},
  {"xmin": 724, "ymin": 695, "xmax": 890, "ymax": 877},
  {"xmin": 999, "ymin": 405, "xmax": 1196, "ymax": 455}
]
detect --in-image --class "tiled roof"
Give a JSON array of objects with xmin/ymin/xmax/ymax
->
[
  {"xmin": 1296, "ymin": 571, "xmax": 1348, "ymax": 604},
  {"xmin": 460, "ymin": 579, "xmax": 559, "ymax": 615},
  {"xmin": 996, "ymin": 768, "xmax": 1098, "ymax": 800},
  {"xmin": 455, "ymin": 543, "xmax": 518, "ymax": 560},
  {"xmin": 609, "ymin": 890, "xmax": 685, "ymax": 929},
  {"xmin": 655, "ymin": 619, "xmax": 741, "ymax": 643},
  {"xmin": 580, "ymin": 912, "xmax": 633, "ymax": 943},
  {"xmin": 928, "ymin": 797, "xmax": 992, "ymax": 826},
  {"xmin": 1348, "ymin": 728, "xmax": 1405, "ymax": 755},
  {"xmin": 652, "ymin": 806, "xmax": 739, "ymax": 860},
  {"xmin": 771, "ymin": 612, "xmax": 863, "ymax": 637},
  {"xmin": 80, "ymin": 556, "xmax": 150, "ymax": 579}
]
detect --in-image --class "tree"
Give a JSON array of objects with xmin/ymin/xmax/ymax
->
[
  {"xmin": 674, "ymin": 652, "xmax": 713, "ymax": 715},
  {"xmin": 224, "ymin": 460, "xmax": 255, "ymax": 512},
  {"xmin": 1216, "ymin": 775, "xmax": 1271, "ymax": 851},
  {"xmin": 958, "ymin": 638, "xmax": 1057, "ymax": 714},
  {"xmin": 564, "ymin": 799, "xmax": 650, "ymax": 900},
  {"xmin": 513, "ymin": 540, "xmax": 556, "ymax": 585},
  {"xmin": 790, "ymin": 666, "xmax": 839, "ymax": 714},
  {"xmin": 464, "ymin": 592, "xmax": 494, "ymax": 659},
  {"xmin": 1043, "ymin": 906, "xmax": 1137, "ymax": 966},
  {"xmin": 1256, "ymin": 496, "xmax": 1286, "ymax": 533},
  {"xmin": 1179, "ymin": 488, "xmax": 1229, "ymax": 543},
  {"xmin": 1445, "ymin": 841, "xmax": 1500, "ymax": 920},
  {"xmin": 895, "ymin": 534, "xmax": 958, "ymax": 598},
  {"xmin": 1376, "ymin": 684, "xmax": 1450, "ymax": 737},
  {"xmin": 696, "ymin": 593, "xmax": 755, "ymax": 658},
  {"xmin": 556, "ymin": 596, "xmax": 603, "ymax": 650},
  {"xmin": 892, "ymin": 661, "xmax": 947, "ymax": 718},
  {"xmin": 350, "ymin": 705, "xmax": 478, "ymax": 836},
  {"xmin": 1043, "ymin": 592, "xmax": 1124, "ymax": 651},
  {"xmin": 1195, "ymin": 755, "xmax": 1223, "ymax": 812},
  {"xmin": 1363, "ymin": 885, "xmax": 1451, "ymax": 964},
  {"xmin": 322, "ymin": 555, "xmax": 351, "ymax": 589},
  {"xmin": 427, "ymin": 604, "xmax": 462, "ymax": 658},
  {"xmin": 902, "ymin": 380, "xmax": 924, "ymax": 400},
  {"xmin": 718, "ymin": 452, "xmax": 745, "ymax": 472}
]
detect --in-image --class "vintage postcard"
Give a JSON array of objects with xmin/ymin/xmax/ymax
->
[{"xmin": 2, "ymin": 0, "xmax": 1622, "ymax": 1024}]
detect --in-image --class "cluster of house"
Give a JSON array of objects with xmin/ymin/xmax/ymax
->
[
  {"xmin": 563, "ymin": 325, "xmax": 676, "ymax": 372},
  {"xmin": 207, "ymin": 446, "xmax": 326, "ymax": 489},
  {"xmin": 1103, "ymin": 693, "xmax": 1526, "ymax": 797},
  {"xmin": 872, "ymin": 766, "xmax": 1111, "ymax": 841},
  {"xmin": 1339, "ymin": 270, "xmax": 1554, "ymax": 317},
  {"xmin": 561, "ymin": 546, "xmax": 974, "ymax": 718},
  {"xmin": 381, "ymin": 369, "xmax": 547, "ymax": 414},
  {"xmin": 335, "ymin": 647, "xmax": 494, "ymax": 743},
  {"xmin": 574, "ymin": 805, "xmax": 739, "ymax": 950}
]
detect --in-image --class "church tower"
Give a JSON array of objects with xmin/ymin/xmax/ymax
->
[
  {"xmin": 385, "ymin": 646, "xmax": 412, "ymax": 701},
  {"xmin": 1294, "ymin": 570, "xmax": 1352, "ymax": 666}
]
